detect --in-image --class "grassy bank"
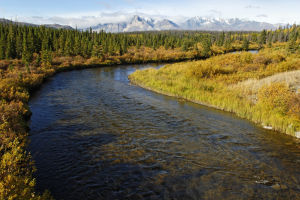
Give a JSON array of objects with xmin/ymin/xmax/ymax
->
[{"xmin": 129, "ymin": 45, "xmax": 300, "ymax": 138}]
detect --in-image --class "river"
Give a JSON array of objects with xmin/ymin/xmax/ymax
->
[{"xmin": 29, "ymin": 63, "xmax": 300, "ymax": 200}]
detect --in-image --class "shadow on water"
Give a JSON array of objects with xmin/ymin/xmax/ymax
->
[{"xmin": 29, "ymin": 64, "xmax": 300, "ymax": 200}]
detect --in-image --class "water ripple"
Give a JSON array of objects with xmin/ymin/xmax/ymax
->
[{"xmin": 29, "ymin": 64, "xmax": 300, "ymax": 200}]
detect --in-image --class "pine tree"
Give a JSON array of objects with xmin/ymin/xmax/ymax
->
[
  {"xmin": 92, "ymin": 43, "xmax": 104, "ymax": 59},
  {"xmin": 64, "ymin": 34, "xmax": 73, "ymax": 56},
  {"xmin": 259, "ymin": 30, "xmax": 267, "ymax": 47},
  {"xmin": 41, "ymin": 48, "xmax": 52, "ymax": 67},
  {"xmin": 136, "ymin": 39, "xmax": 141, "ymax": 49},
  {"xmin": 181, "ymin": 40, "xmax": 189, "ymax": 51},
  {"xmin": 0, "ymin": 32, "xmax": 6, "ymax": 59},
  {"xmin": 27, "ymin": 29, "xmax": 35, "ymax": 55},
  {"xmin": 15, "ymin": 32, "xmax": 23, "ymax": 58},
  {"xmin": 58, "ymin": 34, "xmax": 65, "ymax": 56},
  {"xmin": 201, "ymin": 38, "xmax": 211, "ymax": 57},
  {"xmin": 122, "ymin": 39, "xmax": 128, "ymax": 54},
  {"xmin": 287, "ymin": 31, "xmax": 298, "ymax": 53},
  {"xmin": 242, "ymin": 37, "xmax": 249, "ymax": 51},
  {"xmin": 5, "ymin": 25, "xmax": 16, "ymax": 59},
  {"xmin": 73, "ymin": 35, "xmax": 81, "ymax": 56},
  {"xmin": 22, "ymin": 32, "xmax": 32, "ymax": 64}
]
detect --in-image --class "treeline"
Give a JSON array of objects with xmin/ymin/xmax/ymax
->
[{"xmin": 1, "ymin": 22, "xmax": 299, "ymax": 66}]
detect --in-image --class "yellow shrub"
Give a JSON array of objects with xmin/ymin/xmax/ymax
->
[{"xmin": 257, "ymin": 83, "xmax": 293, "ymax": 115}]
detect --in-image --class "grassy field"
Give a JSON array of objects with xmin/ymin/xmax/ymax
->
[{"xmin": 129, "ymin": 44, "xmax": 300, "ymax": 138}]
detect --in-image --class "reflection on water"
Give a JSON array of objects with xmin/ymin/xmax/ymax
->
[
  {"xmin": 230, "ymin": 50, "xmax": 259, "ymax": 54},
  {"xmin": 29, "ymin": 64, "xmax": 300, "ymax": 200}
]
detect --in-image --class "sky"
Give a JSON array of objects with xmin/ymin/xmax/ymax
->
[{"xmin": 0, "ymin": 0, "xmax": 299, "ymax": 28}]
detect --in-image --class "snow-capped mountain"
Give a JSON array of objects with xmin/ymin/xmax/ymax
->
[
  {"xmin": 90, "ymin": 15, "xmax": 179, "ymax": 32},
  {"xmin": 181, "ymin": 17, "xmax": 276, "ymax": 31},
  {"xmin": 123, "ymin": 15, "xmax": 154, "ymax": 32},
  {"xmin": 154, "ymin": 19, "xmax": 179, "ymax": 30},
  {"xmin": 90, "ymin": 22, "xmax": 127, "ymax": 33},
  {"xmin": 89, "ymin": 15, "xmax": 278, "ymax": 33}
]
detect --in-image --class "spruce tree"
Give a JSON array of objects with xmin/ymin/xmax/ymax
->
[
  {"xmin": 0, "ymin": 32, "xmax": 6, "ymax": 59},
  {"xmin": 5, "ymin": 25, "xmax": 15, "ymax": 59},
  {"xmin": 259, "ymin": 30, "xmax": 267, "ymax": 47},
  {"xmin": 22, "ymin": 32, "xmax": 32, "ymax": 64},
  {"xmin": 201, "ymin": 38, "xmax": 211, "ymax": 57},
  {"xmin": 242, "ymin": 37, "xmax": 249, "ymax": 51}
]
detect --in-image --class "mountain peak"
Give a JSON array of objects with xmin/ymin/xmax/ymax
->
[{"xmin": 131, "ymin": 15, "xmax": 143, "ymax": 22}]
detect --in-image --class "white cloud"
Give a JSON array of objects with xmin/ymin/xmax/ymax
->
[
  {"xmin": 256, "ymin": 14, "xmax": 268, "ymax": 18},
  {"xmin": 245, "ymin": 5, "xmax": 260, "ymax": 9}
]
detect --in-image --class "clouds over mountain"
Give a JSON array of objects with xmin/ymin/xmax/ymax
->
[
  {"xmin": 16, "ymin": 12, "xmax": 179, "ymax": 29},
  {"xmin": 14, "ymin": 12, "xmax": 280, "ymax": 32},
  {"xmin": 89, "ymin": 15, "xmax": 278, "ymax": 33}
]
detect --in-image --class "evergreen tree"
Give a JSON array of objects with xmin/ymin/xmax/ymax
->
[
  {"xmin": 201, "ymin": 38, "xmax": 211, "ymax": 57},
  {"xmin": 22, "ymin": 33, "xmax": 32, "ymax": 64},
  {"xmin": 242, "ymin": 37, "xmax": 249, "ymax": 51},
  {"xmin": 64, "ymin": 34, "xmax": 73, "ymax": 56},
  {"xmin": 259, "ymin": 30, "xmax": 267, "ymax": 47},
  {"xmin": 15, "ymin": 32, "xmax": 23, "ymax": 58},
  {"xmin": 0, "ymin": 32, "xmax": 6, "ymax": 59},
  {"xmin": 5, "ymin": 25, "xmax": 15, "ymax": 59},
  {"xmin": 92, "ymin": 43, "xmax": 104, "ymax": 59},
  {"xmin": 287, "ymin": 31, "xmax": 298, "ymax": 52},
  {"xmin": 73, "ymin": 35, "xmax": 81, "ymax": 56}
]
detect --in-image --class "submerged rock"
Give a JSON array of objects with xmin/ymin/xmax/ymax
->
[{"xmin": 271, "ymin": 183, "xmax": 288, "ymax": 190}]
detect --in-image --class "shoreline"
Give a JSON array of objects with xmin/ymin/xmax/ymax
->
[{"xmin": 129, "ymin": 78, "xmax": 300, "ymax": 139}]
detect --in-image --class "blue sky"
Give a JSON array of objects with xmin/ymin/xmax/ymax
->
[{"xmin": 0, "ymin": 0, "xmax": 299, "ymax": 27}]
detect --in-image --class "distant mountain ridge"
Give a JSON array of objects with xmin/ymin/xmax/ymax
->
[
  {"xmin": 90, "ymin": 15, "xmax": 278, "ymax": 33},
  {"xmin": 0, "ymin": 18, "xmax": 73, "ymax": 30},
  {"xmin": 181, "ymin": 17, "xmax": 276, "ymax": 31}
]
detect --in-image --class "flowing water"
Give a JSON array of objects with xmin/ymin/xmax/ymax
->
[{"xmin": 29, "ymin": 64, "xmax": 300, "ymax": 200}]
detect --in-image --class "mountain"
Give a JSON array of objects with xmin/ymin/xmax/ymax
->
[
  {"xmin": 181, "ymin": 17, "xmax": 276, "ymax": 31},
  {"xmin": 0, "ymin": 18, "xmax": 38, "ymax": 27},
  {"xmin": 89, "ymin": 15, "xmax": 278, "ymax": 33},
  {"xmin": 123, "ymin": 15, "xmax": 154, "ymax": 32},
  {"xmin": 0, "ymin": 18, "xmax": 73, "ymax": 30},
  {"xmin": 43, "ymin": 24, "xmax": 73, "ymax": 30},
  {"xmin": 90, "ymin": 22, "xmax": 127, "ymax": 33},
  {"xmin": 90, "ymin": 15, "xmax": 179, "ymax": 33},
  {"xmin": 154, "ymin": 19, "xmax": 179, "ymax": 30}
]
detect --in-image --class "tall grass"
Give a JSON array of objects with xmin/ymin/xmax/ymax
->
[{"xmin": 129, "ymin": 47, "xmax": 300, "ymax": 137}]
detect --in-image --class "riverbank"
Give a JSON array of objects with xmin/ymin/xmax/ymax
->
[{"xmin": 129, "ymin": 47, "xmax": 300, "ymax": 138}]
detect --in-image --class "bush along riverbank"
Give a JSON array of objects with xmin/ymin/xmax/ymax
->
[{"xmin": 129, "ymin": 45, "xmax": 300, "ymax": 138}]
